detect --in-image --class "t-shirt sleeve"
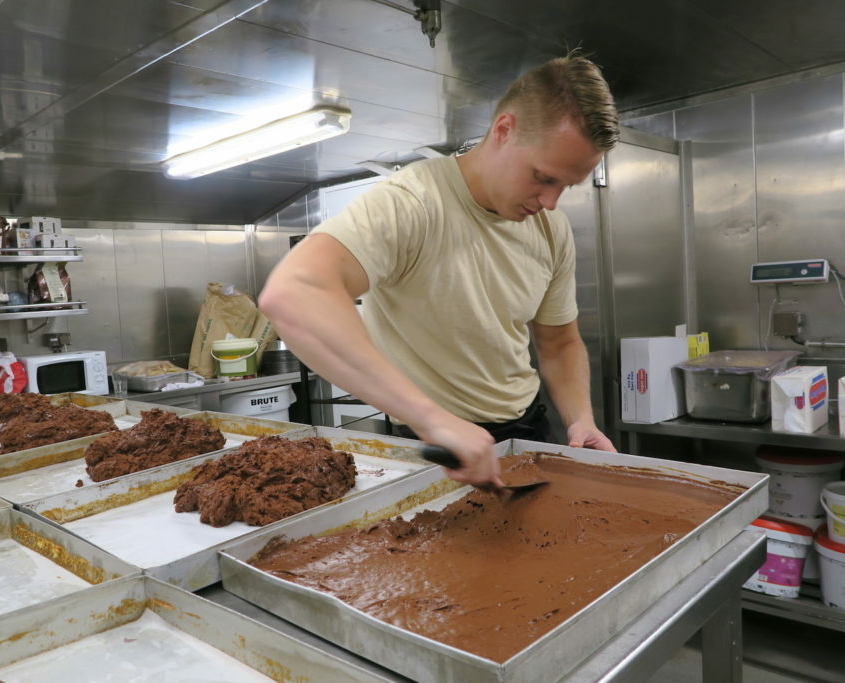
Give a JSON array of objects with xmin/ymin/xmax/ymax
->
[
  {"xmin": 311, "ymin": 180, "xmax": 428, "ymax": 289},
  {"xmin": 532, "ymin": 211, "xmax": 578, "ymax": 326}
]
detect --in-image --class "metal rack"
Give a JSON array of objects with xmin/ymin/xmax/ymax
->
[{"xmin": 0, "ymin": 248, "xmax": 87, "ymax": 321}]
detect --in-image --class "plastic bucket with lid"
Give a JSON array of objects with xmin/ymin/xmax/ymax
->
[
  {"xmin": 743, "ymin": 517, "xmax": 814, "ymax": 598},
  {"xmin": 814, "ymin": 525, "xmax": 845, "ymax": 609},
  {"xmin": 820, "ymin": 481, "xmax": 845, "ymax": 545},
  {"xmin": 211, "ymin": 338, "xmax": 258, "ymax": 379},
  {"xmin": 219, "ymin": 385, "xmax": 295, "ymax": 421},
  {"xmin": 755, "ymin": 447, "xmax": 844, "ymax": 527}
]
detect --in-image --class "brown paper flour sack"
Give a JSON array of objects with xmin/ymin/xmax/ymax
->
[{"xmin": 188, "ymin": 282, "xmax": 277, "ymax": 378}]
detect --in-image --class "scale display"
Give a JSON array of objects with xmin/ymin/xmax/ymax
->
[{"xmin": 750, "ymin": 259, "xmax": 829, "ymax": 285}]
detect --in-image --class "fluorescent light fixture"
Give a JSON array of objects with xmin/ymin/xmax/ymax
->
[{"xmin": 162, "ymin": 105, "xmax": 351, "ymax": 179}]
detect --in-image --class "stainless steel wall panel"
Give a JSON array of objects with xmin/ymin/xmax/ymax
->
[
  {"xmin": 559, "ymin": 182, "xmax": 603, "ymax": 430},
  {"xmin": 64, "ymin": 229, "xmax": 123, "ymax": 361},
  {"xmin": 162, "ymin": 231, "xmax": 209, "ymax": 362},
  {"xmin": 113, "ymin": 230, "xmax": 169, "ymax": 361},
  {"xmin": 754, "ymin": 75, "xmax": 845, "ymax": 351},
  {"xmin": 205, "ymin": 230, "xmax": 249, "ymax": 294},
  {"xmin": 606, "ymin": 144, "xmax": 684, "ymax": 339},
  {"xmin": 676, "ymin": 95, "xmax": 758, "ymax": 349}
]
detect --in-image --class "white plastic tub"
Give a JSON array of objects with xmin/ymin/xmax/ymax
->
[
  {"xmin": 820, "ymin": 481, "xmax": 845, "ymax": 544},
  {"xmin": 743, "ymin": 517, "xmax": 813, "ymax": 598},
  {"xmin": 756, "ymin": 448, "xmax": 844, "ymax": 527},
  {"xmin": 219, "ymin": 385, "xmax": 295, "ymax": 422},
  {"xmin": 814, "ymin": 525, "xmax": 845, "ymax": 609}
]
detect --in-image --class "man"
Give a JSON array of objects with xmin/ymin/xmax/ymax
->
[{"xmin": 259, "ymin": 53, "xmax": 619, "ymax": 488}]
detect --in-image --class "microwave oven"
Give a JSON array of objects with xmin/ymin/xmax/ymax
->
[{"xmin": 18, "ymin": 350, "xmax": 109, "ymax": 395}]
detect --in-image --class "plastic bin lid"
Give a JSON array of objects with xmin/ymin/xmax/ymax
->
[
  {"xmin": 675, "ymin": 350, "xmax": 802, "ymax": 378},
  {"xmin": 814, "ymin": 524, "xmax": 845, "ymax": 552},
  {"xmin": 751, "ymin": 516, "xmax": 813, "ymax": 536}
]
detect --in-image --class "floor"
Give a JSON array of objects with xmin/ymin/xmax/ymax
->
[{"xmin": 649, "ymin": 609, "xmax": 845, "ymax": 682}]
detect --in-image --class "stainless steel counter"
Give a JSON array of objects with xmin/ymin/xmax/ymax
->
[
  {"xmin": 619, "ymin": 415, "xmax": 845, "ymax": 454},
  {"xmin": 114, "ymin": 371, "xmax": 309, "ymax": 411}
]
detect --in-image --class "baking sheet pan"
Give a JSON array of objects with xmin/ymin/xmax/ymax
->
[
  {"xmin": 0, "ymin": 575, "xmax": 393, "ymax": 682},
  {"xmin": 219, "ymin": 439, "xmax": 769, "ymax": 683},
  {"xmin": 0, "ymin": 407, "xmax": 306, "ymax": 506},
  {"xmin": 0, "ymin": 507, "xmax": 139, "ymax": 618},
  {"xmin": 20, "ymin": 429, "xmax": 430, "ymax": 590}
]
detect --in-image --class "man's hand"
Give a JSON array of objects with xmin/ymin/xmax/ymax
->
[
  {"xmin": 567, "ymin": 419, "xmax": 616, "ymax": 452},
  {"xmin": 415, "ymin": 415, "xmax": 504, "ymax": 488}
]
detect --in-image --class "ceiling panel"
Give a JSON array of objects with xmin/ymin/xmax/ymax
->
[{"xmin": 3, "ymin": 0, "xmax": 845, "ymax": 223}]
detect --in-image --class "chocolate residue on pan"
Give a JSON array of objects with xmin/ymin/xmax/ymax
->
[
  {"xmin": 249, "ymin": 453, "xmax": 743, "ymax": 663},
  {"xmin": 174, "ymin": 436, "xmax": 356, "ymax": 527},
  {"xmin": 0, "ymin": 404, "xmax": 117, "ymax": 454},
  {"xmin": 84, "ymin": 409, "xmax": 224, "ymax": 481}
]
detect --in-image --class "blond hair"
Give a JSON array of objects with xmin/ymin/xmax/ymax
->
[{"xmin": 494, "ymin": 54, "xmax": 619, "ymax": 151}]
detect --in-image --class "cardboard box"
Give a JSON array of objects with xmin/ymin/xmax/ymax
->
[
  {"xmin": 0, "ymin": 227, "xmax": 35, "ymax": 254},
  {"xmin": 17, "ymin": 216, "xmax": 61, "ymax": 234},
  {"xmin": 620, "ymin": 336, "xmax": 688, "ymax": 423},
  {"xmin": 687, "ymin": 332, "xmax": 710, "ymax": 359},
  {"xmin": 771, "ymin": 366, "xmax": 828, "ymax": 433},
  {"xmin": 33, "ymin": 233, "xmax": 75, "ymax": 249}
]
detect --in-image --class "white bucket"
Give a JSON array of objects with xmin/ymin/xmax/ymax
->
[
  {"xmin": 219, "ymin": 385, "xmax": 296, "ymax": 422},
  {"xmin": 814, "ymin": 525, "xmax": 845, "ymax": 609},
  {"xmin": 743, "ymin": 517, "xmax": 813, "ymax": 598},
  {"xmin": 211, "ymin": 338, "xmax": 259, "ymax": 379},
  {"xmin": 756, "ymin": 449, "xmax": 844, "ymax": 527},
  {"xmin": 820, "ymin": 481, "xmax": 845, "ymax": 545}
]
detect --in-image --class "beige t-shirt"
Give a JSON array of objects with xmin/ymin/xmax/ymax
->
[{"xmin": 313, "ymin": 156, "xmax": 578, "ymax": 423}]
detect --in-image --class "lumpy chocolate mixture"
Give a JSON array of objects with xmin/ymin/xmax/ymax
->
[
  {"xmin": 0, "ymin": 392, "xmax": 54, "ymax": 422},
  {"xmin": 250, "ymin": 454, "xmax": 743, "ymax": 662},
  {"xmin": 0, "ymin": 403, "xmax": 117, "ymax": 454},
  {"xmin": 84, "ymin": 408, "xmax": 225, "ymax": 482},
  {"xmin": 174, "ymin": 436, "xmax": 356, "ymax": 527}
]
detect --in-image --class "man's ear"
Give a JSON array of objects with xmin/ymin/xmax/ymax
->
[{"xmin": 490, "ymin": 112, "xmax": 517, "ymax": 146}]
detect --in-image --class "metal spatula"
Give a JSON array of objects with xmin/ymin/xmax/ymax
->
[{"xmin": 420, "ymin": 444, "xmax": 549, "ymax": 496}]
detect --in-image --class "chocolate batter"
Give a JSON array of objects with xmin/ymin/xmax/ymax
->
[
  {"xmin": 0, "ymin": 403, "xmax": 117, "ymax": 454},
  {"xmin": 0, "ymin": 392, "xmax": 53, "ymax": 422},
  {"xmin": 250, "ymin": 453, "xmax": 743, "ymax": 662},
  {"xmin": 174, "ymin": 436, "xmax": 356, "ymax": 527},
  {"xmin": 84, "ymin": 408, "xmax": 225, "ymax": 481}
]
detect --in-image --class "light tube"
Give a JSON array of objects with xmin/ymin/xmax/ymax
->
[{"xmin": 162, "ymin": 106, "xmax": 351, "ymax": 179}]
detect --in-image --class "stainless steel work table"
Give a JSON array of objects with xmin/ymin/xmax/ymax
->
[
  {"xmin": 199, "ymin": 529, "xmax": 766, "ymax": 683},
  {"xmin": 112, "ymin": 371, "xmax": 308, "ymax": 411}
]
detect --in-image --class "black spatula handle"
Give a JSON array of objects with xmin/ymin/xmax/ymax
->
[{"xmin": 420, "ymin": 444, "xmax": 462, "ymax": 469}]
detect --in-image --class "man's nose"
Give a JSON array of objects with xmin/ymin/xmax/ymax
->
[{"xmin": 538, "ymin": 186, "xmax": 562, "ymax": 210}]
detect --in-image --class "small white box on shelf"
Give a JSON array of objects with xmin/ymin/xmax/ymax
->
[
  {"xmin": 17, "ymin": 216, "xmax": 61, "ymax": 234},
  {"xmin": 620, "ymin": 336, "xmax": 688, "ymax": 424},
  {"xmin": 771, "ymin": 366, "xmax": 829, "ymax": 433}
]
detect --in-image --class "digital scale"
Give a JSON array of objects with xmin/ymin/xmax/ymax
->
[{"xmin": 749, "ymin": 259, "xmax": 830, "ymax": 285}]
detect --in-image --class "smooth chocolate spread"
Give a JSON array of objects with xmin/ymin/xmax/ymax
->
[
  {"xmin": 84, "ymin": 408, "xmax": 225, "ymax": 482},
  {"xmin": 249, "ymin": 453, "xmax": 743, "ymax": 662},
  {"xmin": 174, "ymin": 436, "xmax": 356, "ymax": 527},
  {"xmin": 0, "ymin": 403, "xmax": 117, "ymax": 454}
]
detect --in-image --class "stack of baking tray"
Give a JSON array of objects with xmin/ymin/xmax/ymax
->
[
  {"xmin": 0, "ymin": 407, "xmax": 308, "ymax": 507},
  {"xmin": 0, "ymin": 575, "xmax": 393, "ymax": 682},
  {"xmin": 18, "ymin": 427, "xmax": 430, "ymax": 591},
  {"xmin": 218, "ymin": 439, "xmax": 769, "ymax": 683},
  {"xmin": 0, "ymin": 505, "xmax": 139, "ymax": 620}
]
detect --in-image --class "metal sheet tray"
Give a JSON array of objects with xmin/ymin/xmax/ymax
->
[
  {"xmin": 20, "ymin": 429, "xmax": 429, "ymax": 591},
  {"xmin": 124, "ymin": 371, "xmax": 202, "ymax": 391},
  {"xmin": 219, "ymin": 439, "xmax": 769, "ymax": 683},
  {"xmin": 0, "ymin": 507, "xmax": 139, "ymax": 618},
  {"xmin": 0, "ymin": 575, "xmax": 392, "ymax": 682},
  {"xmin": 0, "ymin": 403, "xmax": 211, "ymax": 506}
]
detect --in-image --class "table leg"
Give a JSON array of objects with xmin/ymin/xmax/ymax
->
[{"xmin": 701, "ymin": 591, "xmax": 743, "ymax": 682}]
